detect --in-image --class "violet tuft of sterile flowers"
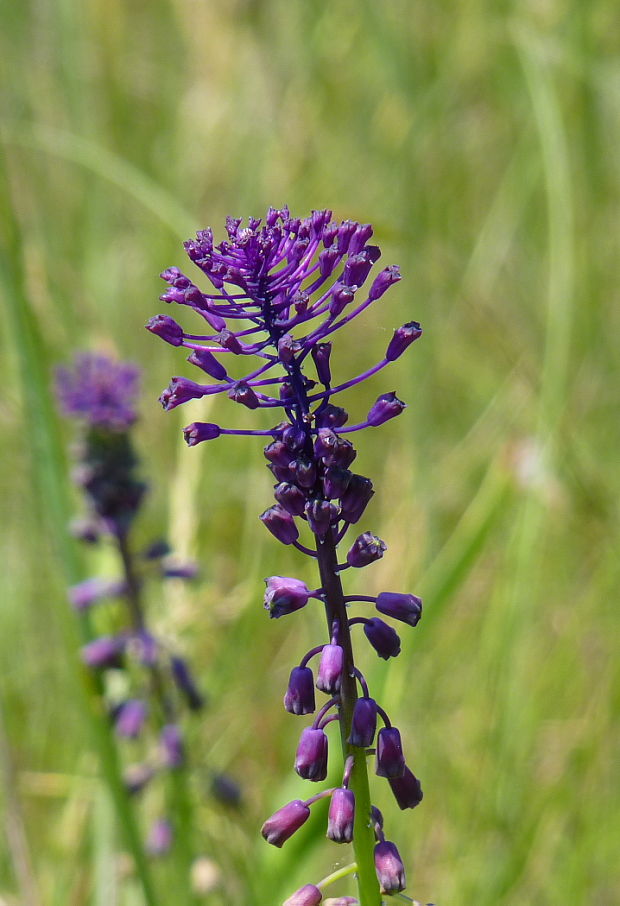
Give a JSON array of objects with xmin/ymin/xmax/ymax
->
[{"xmin": 56, "ymin": 352, "xmax": 139, "ymax": 431}]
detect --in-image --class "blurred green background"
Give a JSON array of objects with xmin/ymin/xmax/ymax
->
[{"xmin": 1, "ymin": 1, "xmax": 618, "ymax": 904}]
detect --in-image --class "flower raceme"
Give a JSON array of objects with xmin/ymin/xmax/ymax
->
[{"xmin": 151, "ymin": 209, "xmax": 424, "ymax": 904}]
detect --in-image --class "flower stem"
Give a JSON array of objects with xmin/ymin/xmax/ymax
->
[{"xmin": 315, "ymin": 529, "xmax": 381, "ymax": 906}]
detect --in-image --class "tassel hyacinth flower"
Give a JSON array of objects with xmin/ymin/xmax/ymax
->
[{"xmin": 151, "ymin": 209, "xmax": 424, "ymax": 904}]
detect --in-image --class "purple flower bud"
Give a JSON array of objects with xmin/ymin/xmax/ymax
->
[
  {"xmin": 217, "ymin": 328, "xmax": 242, "ymax": 353},
  {"xmin": 274, "ymin": 482, "xmax": 307, "ymax": 516},
  {"xmin": 348, "ymin": 697, "xmax": 377, "ymax": 747},
  {"xmin": 327, "ymin": 788, "xmax": 355, "ymax": 843},
  {"xmin": 284, "ymin": 666, "xmax": 316, "ymax": 715},
  {"xmin": 115, "ymin": 700, "xmax": 148, "ymax": 739},
  {"xmin": 337, "ymin": 220, "xmax": 357, "ymax": 253},
  {"xmin": 186, "ymin": 348, "xmax": 228, "ymax": 380},
  {"xmin": 315, "ymin": 404, "xmax": 349, "ymax": 429},
  {"xmin": 370, "ymin": 804, "xmax": 384, "ymax": 831},
  {"xmin": 315, "ymin": 430, "xmax": 356, "ymax": 468},
  {"xmin": 123, "ymin": 763, "xmax": 154, "ymax": 795},
  {"xmin": 146, "ymin": 314, "xmax": 184, "ymax": 346},
  {"xmin": 162, "ymin": 561, "xmax": 198, "ymax": 580},
  {"xmin": 367, "ymin": 391, "xmax": 406, "ymax": 427},
  {"xmin": 349, "ymin": 223, "xmax": 373, "ymax": 254},
  {"xmin": 346, "ymin": 532, "xmax": 387, "ymax": 568},
  {"xmin": 277, "ymin": 334, "xmax": 301, "ymax": 364},
  {"xmin": 340, "ymin": 475, "xmax": 374, "ymax": 524},
  {"xmin": 363, "ymin": 618, "xmax": 401, "ymax": 659},
  {"xmin": 295, "ymin": 727, "xmax": 328, "ymax": 781},
  {"xmin": 184, "ymin": 422, "xmax": 221, "ymax": 446},
  {"xmin": 264, "ymin": 576, "xmax": 312, "ymax": 618},
  {"xmin": 228, "ymin": 381, "xmax": 260, "ymax": 409},
  {"xmin": 329, "ymin": 283, "xmax": 355, "ymax": 317},
  {"xmin": 81, "ymin": 636, "xmax": 124, "ymax": 669},
  {"xmin": 283, "ymin": 885, "xmax": 323, "ymax": 906},
  {"xmin": 147, "ymin": 819, "xmax": 173, "ymax": 857},
  {"xmin": 376, "ymin": 726, "xmax": 406, "ymax": 778},
  {"xmin": 385, "ymin": 321, "xmax": 422, "ymax": 361},
  {"xmin": 376, "ymin": 591, "xmax": 422, "ymax": 626},
  {"xmin": 143, "ymin": 539, "xmax": 171, "ymax": 559},
  {"xmin": 316, "ymin": 644, "xmax": 344, "ymax": 694},
  {"xmin": 171, "ymin": 656, "xmax": 205, "ymax": 710},
  {"xmin": 389, "ymin": 766, "xmax": 423, "ymax": 810},
  {"xmin": 368, "ymin": 265, "xmax": 401, "ymax": 301},
  {"xmin": 305, "ymin": 499, "xmax": 338, "ymax": 539},
  {"xmin": 160, "ymin": 724, "xmax": 185, "ymax": 768},
  {"xmin": 322, "ymin": 466, "xmax": 351, "ymax": 500},
  {"xmin": 69, "ymin": 577, "xmax": 126, "ymax": 610},
  {"xmin": 211, "ymin": 772, "xmax": 243, "ymax": 807},
  {"xmin": 159, "ymin": 376, "xmax": 206, "ymax": 411},
  {"xmin": 264, "ymin": 440, "xmax": 294, "ymax": 467},
  {"xmin": 260, "ymin": 505, "xmax": 299, "ymax": 545},
  {"xmin": 319, "ymin": 247, "xmax": 340, "ymax": 277},
  {"xmin": 314, "ymin": 428, "xmax": 338, "ymax": 460},
  {"xmin": 261, "ymin": 799, "xmax": 310, "ymax": 847},
  {"xmin": 289, "ymin": 456, "xmax": 317, "ymax": 489},
  {"xmin": 311, "ymin": 343, "xmax": 332, "ymax": 384},
  {"xmin": 342, "ymin": 247, "xmax": 380, "ymax": 288},
  {"xmin": 374, "ymin": 840, "xmax": 406, "ymax": 894},
  {"xmin": 281, "ymin": 424, "xmax": 306, "ymax": 451}
]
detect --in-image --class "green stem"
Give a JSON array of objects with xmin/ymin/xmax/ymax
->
[{"xmin": 315, "ymin": 530, "xmax": 381, "ymax": 906}]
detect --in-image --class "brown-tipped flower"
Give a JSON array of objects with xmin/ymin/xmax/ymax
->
[
  {"xmin": 261, "ymin": 800, "xmax": 311, "ymax": 847},
  {"xmin": 327, "ymin": 788, "xmax": 355, "ymax": 843}
]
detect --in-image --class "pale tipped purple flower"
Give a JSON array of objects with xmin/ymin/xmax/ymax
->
[
  {"xmin": 385, "ymin": 321, "xmax": 423, "ymax": 361},
  {"xmin": 264, "ymin": 576, "xmax": 312, "ymax": 618},
  {"xmin": 284, "ymin": 667, "xmax": 316, "ymax": 715},
  {"xmin": 145, "ymin": 314, "xmax": 185, "ymax": 347},
  {"xmin": 376, "ymin": 591, "xmax": 423, "ymax": 626},
  {"xmin": 316, "ymin": 644, "xmax": 344, "ymax": 694},
  {"xmin": 283, "ymin": 885, "xmax": 323, "ymax": 906},
  {"xmin": 81, "ymin": 635, "xmax": 124, "ymax": 669},
  {"xmin": 295, "ymin": 727, "xmax": 328, "ymax": 781},
  {"xmin": 183, "ymin": 422, "xmax": 221, "ymax": 445},
  {"xmin": 56, "ymin": 353, "xmax": 139, "ymax": 431},
  {"xmin": 261, "ymin": 800, "xmax": 311, "ymax": 847},
  {"xmin": 374, "ymin": 840, "xmax": 406, "ymax": 894},
  {"xmin": 327, "ymin": 788, "xmax": 355, "ymax": 843}
]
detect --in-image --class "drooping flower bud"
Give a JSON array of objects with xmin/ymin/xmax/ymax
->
[
  {"xmin": 346, "ymin": 532, "xmax": 387, "ymax": 568},
  {"xmin": 342, "ymin": 246, "xmax": 380, "ymax": 288},
  {"xmin": 274, "ymin": 481, "xmax": 307, "ymax": 516},
  {"xmin": 294, "ymin": 727, "xmax": 328, "ymax": 781},
  {"xmin": 289, "ymin": 456, "xmax": 317, "ymax": 489},
  {"xmin": 348, "ymin": 697, "xmax": 377, "ymax": 747},
  {"xmin": 228, "ymin": 381, "xmax": 260, "ymax": 409},
  {"xmin": 160, "ymin": 724, "xmax": 185, "ymax": 768},
  {"xmin": 284, "ymin": 666, "xmax": 316, "ymax": 715},
  {"xmin": 385, "ymin": 321, "xmax": 422, "ymax": 361},
  {"xmin": 388, "ymin": 766, "xmax": 423, "ymax": 810},
  {"xmin": 187, "ymin": 348, "xmax": 228, "ymax": 380},
  {"xmin": 311, "ymin": 343, "xmax": 332, "ymax": 384},
  {"xmin": 217, "ymin": 328, "xmax": 242, "ymax": 353},
  {"xmin": 340, "ymin": 474, "xmax": 374, "ymax": 524},
  {"xmin": 146, "ymin": 314, "xmax": 184, "ymax": 346},
  {"xmin": 327, "ymin": 788, "xmax": 355, "ymax": 843},
  {"xmin": 329, "ymin": 283, "xmax": 355, "ymax": 317},
  {"xmin": 315, "ymin": 404, "xmax": 349, "ymax": 429},
  {"xmin": 316, "ymin": 644, "xmax": 344, "ymax": 694},
  {"xmin": 261, "ymin": 800, "xmax": 311, "ymax": 847},
  {"xmin": 115, "ymin": 699, "xmax": 148, "ymax": 739},
  {"xmin": 376, "ymin": 726, "xmax": 406, "ymax": 778},
  {"xmin": 264, "ymin": 440, "xmax": 294, "ymax": 467},
  {"xmin": 183, "ymin": 422, "xmax": 221, "ymax": 445},
  {"xmin": 367, "ymin": 391, "xmax": 406, "ymax": 427},
  {"xmin": 374, "ymin": 840, "xmax": 406, "ymax": 894},
  {"xmin": 264, "ymin": 576, "xmax": 311, "ymax": 618},
  {"xmin": 376, "ymin": 591, "xmax": 422, "ymax": 626},
  {"xmin": 322, "ymin": 466, "xmax": 351, "ymax": 500},
  {"xmin": 363, "ymin": 617, "xmax": 401, "ymax": 659},
  {"xmin": 260, "ymin": 506, "xmax": 299, "ymax": 545},
  {"xmin": 283, "ymin": 884, "xmax": 323, "ymax": 906}
]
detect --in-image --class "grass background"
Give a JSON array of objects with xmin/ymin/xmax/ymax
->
[{"xmin": 1, "ymin": 1, "xmax": 618, "ymax": 904}]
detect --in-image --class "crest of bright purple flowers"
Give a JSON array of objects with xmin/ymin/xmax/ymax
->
[{"xmin": 150, "ymin": 209, "xmax": 423, "ymax": 902}]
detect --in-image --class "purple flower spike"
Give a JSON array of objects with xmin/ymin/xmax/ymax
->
[
  {"xmin": 81, "ymin": 635, "xmax": 124, "ymax": 669},
  {"xmin": 261, "ymin": 799, "xmax": 311, "ymax": 847},
  {"xmin": 187, "ymin": 348, "xmax": 228, "ymax": 380},
  {"xmin": 346, "ymin": 532, "xmax": 387, "ymax": 568},
  {"xmin": 363, "ymin": 617, "xmax": 401, "ymax": 659},
  {"xmin": 367, "ymin": 392, "xmax": 406, "ymax": 427},
  {"xmin": 264, "ymin": 576, "xmax": 311, "ymax": 618},
  {"xmin": 160, "ymin": 724, "xmax": 185, "ymax": 768},
  {"xmin": 316, "ymin": 644, "xmax": 344, "ymax": 694},
  {"xmin": 274, "ymin": 482, "xmax": 307, "ymax": 516},
  {"xmin": 260, "ymin": 506, "xmax": 300, "ymax": 545},
  {"xmin": 374, "ymin": 840, "xmax": 406, "ymax": 894},
  {"xmin": 146, "ymin": 314, "xmax": 185, "ymax": 346},
  {"xmin": 184, "ymin": 422, "xmax": 221, "ymax": 445},
  {"xmin": 385, "ymin": 321, "xmax": 423, "ymax": 361},
  {"xmin": 147, "ymin": 818, "xmax": 173, "ymax": 857},
  {"xmin": 284, "ymin": 666, "xmax": 316, "ymax": 715},
  {"xmin": 376, "ymin": 726, "xmax": 406, "ymax": 779},
  {"xmin": 389, "ymin": 766, "xmax": 423, "ymax": 810},
  {"xmin": 56, "ymin": 353, "xmax": 139, "ymax": 431},
  {"xmin": 295, "ymin": 727, "xmax": 328, "ymax": 781},
  {"xmin": 376, "ymin": 591, "xmax": 422, "ymax": 626},
  {"xmin": 339, "ymin": 475, "xmax": 374, "ymax": 524},
  {"xmin": 327, "ymin": 788, "xmax": 355, "ymax": 843},
  {"xmin": 283, "ymin": 884, "xmax": 323, "ymax": 906},
  {"xmin": 348, "ymin": 697, "xmax": 377, "ymax": 747},
  {"xmin": 115, "ymin": 699, "xmax": 148, "ymax": 739}
]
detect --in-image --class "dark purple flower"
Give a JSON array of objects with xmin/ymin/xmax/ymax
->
[
  {"xmin": 322, "ymin": 466, "xmax": 351, "ymax": 500},
  {"xmin": 261, "ymin": 799, "xmax": 311, "ymax": 847},
  {"xmin": 311, "ymin": 343, "xmax": 332, "ymax": 384},
  {"xmin": 284, "ymin": 666, "xmax": 316, "ymax": 715},
  {"xmin": 385, "ymin": 321, "xmax": 423, "ymax": 361},
  {"xmin": 389, "ymin": 767, "xmax": 423, "ymax": 810},
  {"xmin": 375, "ymin": 727, "xmax": 406, "ymax": 779},
  {"xmin": 260, "ymin": 506, "xmax": 300, "ymax": 545},
  {"xmin": 115, "ymin": 699, "xmax": 148, "ymax": 739},
  {"xmin": 170, "ymin": 655, "xmax": 205, "ymax": 710},
  {"xmin": 305, "ymin": 499, "xmax": 338, "ymax": 539},
  {"xmin": 283, "ymin": 885, "xmax": 323, "ymax": 906},
  {"xmin": 264, "ymin": 576, "xmax": 312, "ymax": 618},
  {"xmin": 145, "ymin": 314, "xmax": 185, "ymax": 347},
  {"xmin": 363, "ymin": 618, "xmax": 401, "ymax": 659},
  {"xmin": 376, "ymin": 591, "xmax": 422, "ymax": 626},
  {"xmin": 316, "ymin": 644, "xmax": 344, "ymax": 694},
  {"xmin": 368, "ymin": 265, "xmax": 401, "ymax": 301},
  {"xmin": 374, "ymin": 840, "xmax": 406, "ymax": 894},
  {"xmin": 339, "ymin": 475, "xmax": 374, "ymax": 524},
  {"xmin": 56, "ymin": 353, "xmax": 139, "ymax": 431},
  {"xmin": 228, "ymin": 381, "xmax": 260, "ymax": 409},
  {"xmin": 367, "ymin": 392, "xmax": 406, "ymax": 427},
  {"xmin": 327, "ymin": 788, "xmax": 355, "ymax": 843},
  {"xmin": 294, "ymin": 727, "xmax": 328, "ymax": 781},
  {"xmin": 348, "ymin": 697, "xmax": 377, "ymax": 748},
  {"xmin": 274, "ymin": 481, "xmax": 307, "ymax": 515},
  {"xmin": 147, "ymin": 818, "xmax": 173, "ymax": 856},
  {"xmin": 315, "ymin": 404, "xmax": 349, "ymax": 429},
  {"xmin": 346, "ymin": 532, "xmax": 387, "ymax": 568}
]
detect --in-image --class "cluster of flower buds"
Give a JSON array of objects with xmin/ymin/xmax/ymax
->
[
  {"xmin": 152, "ymin": 209, "xmax": 424, "ymax": 902},
  {"xmin": 56, "ymin": 353, "xmax": 209, "ymax": 854}
]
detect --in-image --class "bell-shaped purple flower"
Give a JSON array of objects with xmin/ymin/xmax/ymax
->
[
  {"xmin": 315, "ymin": 404, "xmax": 348, "ymax": 429},
  {"xmin": 115, "ymin": 699, "xmax": 148, "ymax": 739},
  {"xmin": 376, "ymin": 591, "xmax": 422, "ymax": 626},
  {"xmin": 260, "ymin": 505, "xmax": 299, "ymax": 545},
  {"xmin": 146, "ymin": 314, "xmax": 184, "ymax": 346},
  {"xmin": 264, "ymin": 576, "xmax": 311, "ymax": 618},
  {"xmin": 348, "ymin": 697, "xmax": 377, "ymax": 747},
  {"xmin": 160, "ymin": 724, "xmax": 185, "ymax": 768},
  {"xmin": 183, "ymin": 422, "xmax": 221, "ymax": 446},
  {"xmin": 284, "ymin": 666, "xmax": 316, "ymax": 715},
  {"xmin": 376, "ymin": 726, "xmax": 406, "ymax": 779},
  {"xmin": 339, "ymin": 475, "xmax": 373, "ymax": 524},
  {"xmin": 283, "ymin": 885, "xmax": 323, "ymax": 906},
  {"xmin": 374, "ymin": 840, "xmax": 406, "ymax": 894},
  {"xmin": 81, "ymin": 635, "xmax": 124, "ymax": 669},
  {"xmin": 322, "ymin": 466, "xmax": 351, "ymax": 500},
  {"xmin": 363, "ymin": 618, "xmax": 401, "ymax": 659},
  {"xmin": 367, "ymin": 391, "xmax": 406, "ymax": 427},
  {"xmin": 389, "ymin": 766, "xmax": 423, "ymax": 810},
  {"xmin": 289, "ymin": 456, "xmax": 317, "ymax": 489},
  {"xmin": 295, "ymin": 727, "xmax": 328, "ymax": 781},
  {"xmin": 385, "ymin": 321, "xmax": 422, "ymax": 361},
  {"xmin": 346, "ymin": 532, "xmax": 387, "ymax": 568},
  {"xmin": 316, "ymin": 644, "xmax": 344, "ymax": 694},
  {"xmin": 261, "ymin": 799, "xmax": 311, "ymax": 847},
  {"xmin": 327, "ymin": 788, "xmax": 355, "ymax": 843}
]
